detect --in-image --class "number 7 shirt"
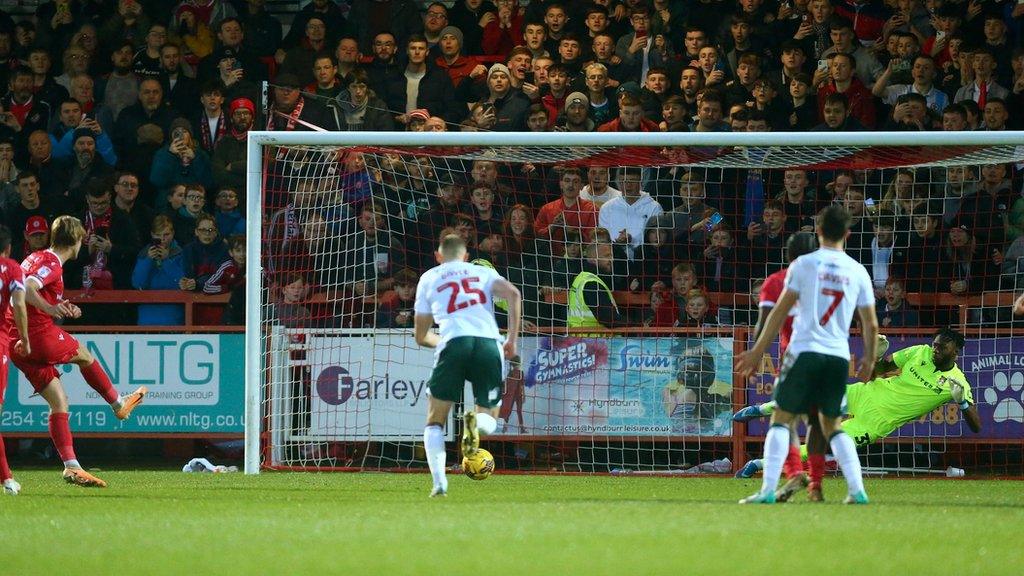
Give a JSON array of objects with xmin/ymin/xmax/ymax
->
[
  {"xmin": 414, "ymin": 260, "xmax": 503, "ymax": 349},
  {"xmin": 784, "ymin": 247, "xmax": 874, "ymax": 361}
]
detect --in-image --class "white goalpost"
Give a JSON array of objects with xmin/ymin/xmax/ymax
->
[{"xmin": 245, "ymin": 130, "xmax": 1024, "ymax": 476}]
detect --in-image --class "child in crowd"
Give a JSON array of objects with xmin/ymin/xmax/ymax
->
[
  {"xmin": 376, "ymin": 268, "xmax": 418, "ymax": 328},
  {"xmin": 213, "ymin": 186, "xmax": 245, "ymax": 236}
]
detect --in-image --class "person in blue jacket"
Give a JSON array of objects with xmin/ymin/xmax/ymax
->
[
  {"xmin": 149, "ymin": 118, "xmax": 214, "ymax": 199},
  {"xmin": 131, "ymin": 214, "xmax": 185, "ymax": 325}
]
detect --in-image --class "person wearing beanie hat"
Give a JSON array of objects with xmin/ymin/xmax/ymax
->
[
  {"xmin": 211, "ymin": 97, "xmax": 257, "ymax": 190},
  {"xmin": 229, "ymin": 97, "xmax": 255, "ymax": 115},
  {"xmin": 71, "ymin": 127, "xmax": 97, "ymax": 149},
  {"xmin": 408, "ymin": 108, "xmax": 431, "ymax": 123},
  {"xmin": 407, "ymin": 108, "xmax": 431, "ymax": 131},
  {"xmin": 439, "ymin": 25, "xmax": 464, "ymax": 48},
  {"xmin": 564, "ymin": 91, "xmax": 589, "ymax": 112},
  {"xmin": 488, "ymin": 63, "xmax": 511, "ymax": 81},
  {"xmin": 435, "ymin": 25, "xmax": 481, "ymax": 86},
  {"xmin": 476, "ymin": 62, "xmax": 531, "ymax": 131},
  {"xmin": 275, "ymin": 72, "xmax": 303, "ymax": 89},
  {"xmin": 559, "ymin": 90, "xmax": 595, "ymax": 131},
  {"xmin": 63, "ymin": 124, "xmax": 114, "ymax": 208}
]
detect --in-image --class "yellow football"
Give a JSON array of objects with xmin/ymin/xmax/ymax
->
[{"xmin": 462, "ymin": 449, "xmax": 495, "ymax": 480}]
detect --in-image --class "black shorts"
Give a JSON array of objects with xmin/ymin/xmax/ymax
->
[{"xmin": 773, "ymin": 351, "xmax": 849, "ymax": 418}]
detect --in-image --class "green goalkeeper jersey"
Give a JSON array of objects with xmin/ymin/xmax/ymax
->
[{"xmin": 862, "ymin": 344, "xmax": 974, "ymax": 430}]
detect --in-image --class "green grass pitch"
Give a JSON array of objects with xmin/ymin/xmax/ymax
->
[{"xmin": 3, "ymin": 470, "xmax": 1022, "ymax": 575}]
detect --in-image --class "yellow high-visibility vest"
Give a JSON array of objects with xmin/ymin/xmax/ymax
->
[{"xmin": 567, "ymin": 271, "xmax": 618, "ymax": 328}]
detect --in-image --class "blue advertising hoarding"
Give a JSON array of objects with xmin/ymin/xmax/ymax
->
[{"xmin": 2, "ymin": 333, "xmax": 244, "ymax": 434}]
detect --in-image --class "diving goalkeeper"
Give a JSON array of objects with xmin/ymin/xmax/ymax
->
[{"xmin": 734, "ymin": 327, "xmax": 982, "ymax": 480}]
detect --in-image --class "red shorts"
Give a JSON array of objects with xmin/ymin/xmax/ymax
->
[
  {"xmin": 0, "ymin": 343, "xmax": 9, "ymax": 400},
  {"xmin": 11, "ymin": 326, "xmax": 80, "ymax": 393}
]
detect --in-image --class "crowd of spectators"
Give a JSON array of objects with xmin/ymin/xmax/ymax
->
[{"xmin": 0, "ymin": 0, "xmax": 1021, "ymax": 329}]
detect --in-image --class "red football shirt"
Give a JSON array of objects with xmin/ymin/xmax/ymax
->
[
  {"xmin": 0, "ymin": 256, "xmax": 25, "ymax": 342},
  {"xmin": 21, "ymin": 249, "xmax": 65, "ymax": 330},
  {"xmin": 759, "ymin": 267, "xmax": 794, "ymax": 357}
]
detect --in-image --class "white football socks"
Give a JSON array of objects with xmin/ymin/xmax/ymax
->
[
  {"xmin": 476, "ymin": 412, "xmax": 498, "ymax": 436},
  {"xmin": 64, "ymin": 459, "xmax": 81, "ymax": 469},
  {"xmin": 423, "ymin": 425, "xmax": 447, "ymax": 491},
  {"xmin": 829, "ymin": 431, "xmax": 865, "ymax": 496},
  {"xmin": 760, "ymin": 424, "xmax": 790, "ymax": 495}
]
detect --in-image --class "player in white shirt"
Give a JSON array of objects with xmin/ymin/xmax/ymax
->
[
  {"xmin": 737, "ymin": 206, "xmax": 878, "ymax": 505},
  {"xmin": 414, "ymin": 234, "xmax": 522, "ymax": 498}
]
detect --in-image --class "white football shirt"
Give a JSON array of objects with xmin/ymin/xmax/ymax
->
[
  {"xmin": 414, "ymin": 260, "xmax": 503, "ymax": 347},
  {"xmin": 784, "ymin": 247, "xmax": 874, "ymax": 360}
]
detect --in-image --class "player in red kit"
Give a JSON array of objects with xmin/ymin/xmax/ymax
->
[
  {"xmin": 733, "ymin": 233, "xmax": 822, "ymax": 496},
  {"xmin": 12, "ymin": 216, "xmax": 147, "ymax": 488},
  {"xmin": 735, "ymin": 229, "xmax": 891, "ymax": 501},
  {"xmin": 0, "ymin": 226, "xmax": 31, "ymax": 495}
]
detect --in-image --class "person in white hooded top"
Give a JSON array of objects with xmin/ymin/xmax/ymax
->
[{"xmin": 598, "ymin": 166, "xmax": 663, "ymax": 260}]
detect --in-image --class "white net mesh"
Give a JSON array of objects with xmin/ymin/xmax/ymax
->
[{"xmin": 251, "ymin": 132, "xmax": 1024, "ymax": 475}]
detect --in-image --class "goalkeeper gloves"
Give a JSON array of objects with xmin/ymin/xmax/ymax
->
[
  {"xmin": 875, "ymin": 334, "xmax": 889, "ymax": 361},
  {"xmin": 948, "ymin": 380, "xmax": 970, "ymax": 411}
]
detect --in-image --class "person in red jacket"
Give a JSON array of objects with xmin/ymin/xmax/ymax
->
[
  {"xmin": 597, "ymin": 94, "xmax": 661, "ymax": 132},
  {"xmin": 816, "ymin": 52, "xmax": 875, "ymax": 128},
  {"xmin": 203, "ymin": 233, "xmax": 245, "ymax": 295},
  {"xmin": 481, "ymin": 0, "xmax": 524, "ymax": 57},
  {"xmin": 434, "ymin": 26, "xmax": 481, "ymax": 87},
  {"xmin": 534, "ymin": 167, "xmax": 598, "ymax": 255}
]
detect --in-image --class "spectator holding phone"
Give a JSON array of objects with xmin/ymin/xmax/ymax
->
[
  {"xmin": 150, "ymin": 117, "xmax": 214, "ymax": 196},
  {"xmin": 100, "ymin": 0, "xmax": 151, "ymax": 52},
  {"xmin": 132, "ymin": 215, "xmax": 185, "ymax": 326},
  {"xmin": 52, "ymin": 108, "xmax": 117, "ymax": 167},
  {"xmin": 479, "ymin": 63, "xmax": 530, "ymax": 131},
  {"xmin": 65, "ymin": 176, "xmax": 139, "ymax": 292}
]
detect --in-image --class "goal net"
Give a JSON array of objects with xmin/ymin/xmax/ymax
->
[{"xmin": 245, "ymin": 131, "xmax": 1024, "ymax": 477}]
